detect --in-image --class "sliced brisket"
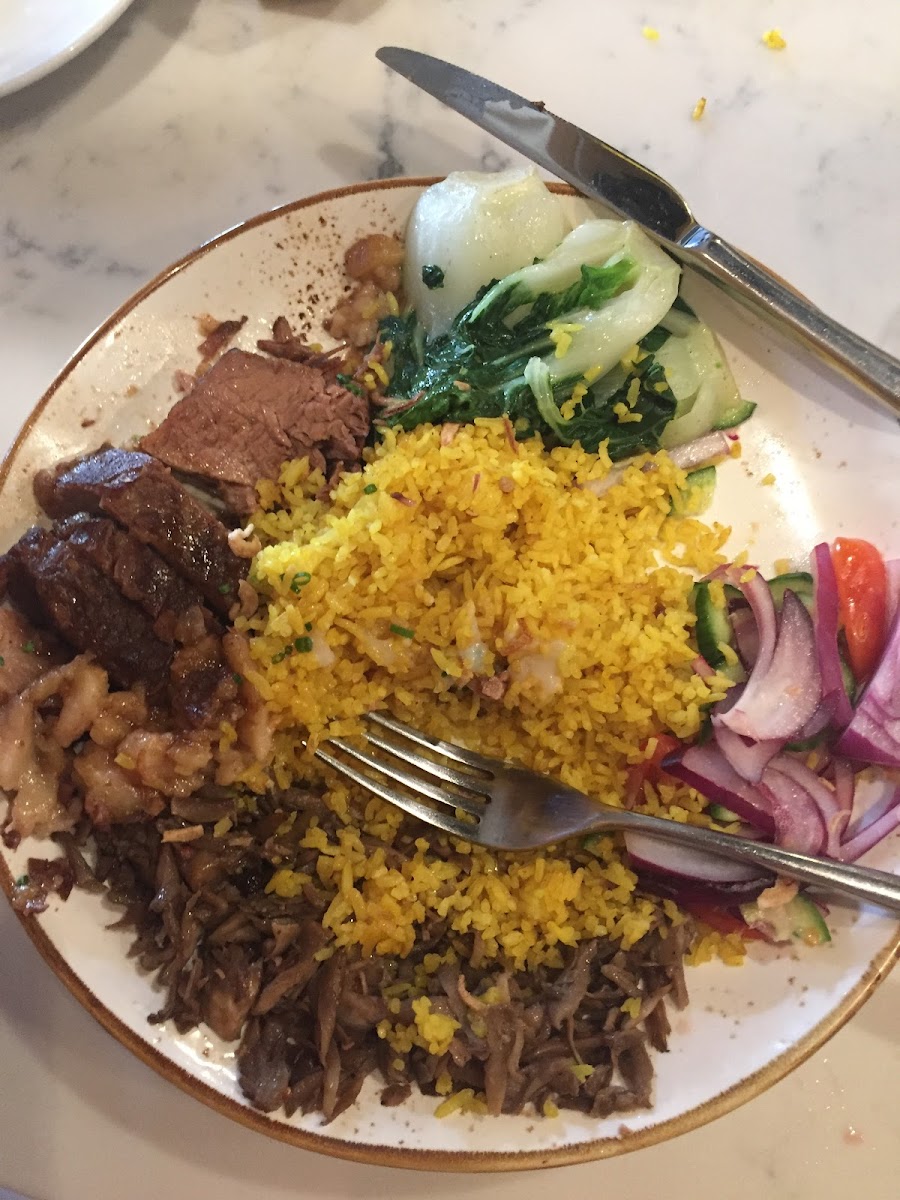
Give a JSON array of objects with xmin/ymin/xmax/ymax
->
[
  {"xmin": 3, "ymin": 526, "xmax": 172, "ymax": 690},
  {"xmin": 139, "ymin": 349, "xmax": 369, "ymax": 515},
  {"xmin": 33, "ymin": 448, "xmax": 244, "ymax": 615},
  {"xmin": 54, "ymin": 514, "xmax": 211, "ymax": 637}
]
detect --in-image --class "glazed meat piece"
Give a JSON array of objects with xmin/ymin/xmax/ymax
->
[
  {"xmin": 169, "ymin": 633, "xmax": 239, "ymax": 729},
  {"xmin": 2, "ymin": 525, "xmax": 172, "ymax": 691},
  {"xmin": 33, "ymin": 448, "xmax": 245, "ymax": 615},
  {"xmin": 139, "ymin": 349, "xmax": 370, "ymax": 515},
  {"xmin": 54, "ymin": 514, "xmax": 211, "ymax": 638}
]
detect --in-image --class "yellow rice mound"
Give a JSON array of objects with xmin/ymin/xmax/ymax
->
[{"xmin": 240, "ymin": 420, "xmax": 740, "ymax": 971}]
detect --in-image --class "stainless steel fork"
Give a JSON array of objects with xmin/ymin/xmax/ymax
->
[{"xmin": 314, "ymin": 712, "xmax": 900, "ymax": 914}]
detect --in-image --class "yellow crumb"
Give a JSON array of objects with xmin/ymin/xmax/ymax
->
[
  {"xmin": 761, "ymin": 473, "xmax": 776, "ymax": 486},
  {"xmin": 762, "ymin": 28, "xmax": 787, "ymax": 50},
  {"xmin": 642, "ymin": 26, "xmax": 660, "ymax": 41},
  {"xmin": 691, "ymin": 97, "xmax": 708, "ymax": 121}
]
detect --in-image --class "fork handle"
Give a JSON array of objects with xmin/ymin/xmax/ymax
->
[{"xmin": 609, "ymin": 811, "xmax": 900, "ymax": 914}]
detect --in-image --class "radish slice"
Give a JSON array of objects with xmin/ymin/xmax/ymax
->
[
  {"xmin": 624, "ymin": 830, "xmax": 764, "ymax": 884},
  {"xmin": 811, "ymin": 543, "xmax": 853, "ymax": 731},
  {"xmin": 661, "ymin": 742, "xmax": 775, "ymax": 832},
  {"xmin": 717, "ymin": 590, "xmax": 821, "ymax": 741}
]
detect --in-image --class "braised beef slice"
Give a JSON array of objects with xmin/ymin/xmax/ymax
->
[
  {"xmin": 3, "ymin": 526, "xmax": 172, "ymax": 690},
  {"xmin": 54, "ymin": 514, "xmax": 211, "ymax": 637},
  {"xmin": 33, "ymin": 449, "xmax": 244, "ymax": 615},
  {"xmin": 139, "ymin": 349, "xmax": 370, "ymax": 515}
]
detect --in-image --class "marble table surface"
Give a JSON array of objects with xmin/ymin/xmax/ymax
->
[{"xmin": 1, "ymin": 1, "xmax": 898, "ymax": 1196}]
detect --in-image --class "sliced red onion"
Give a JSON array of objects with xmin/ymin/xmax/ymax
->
[
  {"xmin": 623, "ymin": 831, "xmax": 768, "ymax": 903},
  {"xmin": 709, "ymin": 566, "xmax": 778, "ymax": 679},
  {"xmin": 845, "ymin": 771, "xmax": 900, "ymax": 840},
  {"xmin": 713, "ymin": 724, "xmax": 782, "ymax": 784},
  {"xmin": 758, "ymin": 764, "xmax": 826, "ymax": 854},
  {"xmin": 836, "ymin": 601, "xmax": 900, "ymax": 766},
  {"xmin": 661, "ymin": 742, "xmax": 775, "ymax": 832},
  {"xmin": 832, "ymin": 758, "xmax": 855, "ymax": 814},
  {"xmin": 716, "ymin": 590, "xmax": 821, "ymax": 741},
  {"xmin": 811, "ymin": 542, "xmax": 853, "ymax": 731},
  {"xmin": 793, "ymin": 695, "xmax": 836, "ymax": 741},
  {"xmin": 666, "ymin": 431, "xmax": 732, "ymax": 472},
  {"xmin": 768, "ymin": 753, "xmax": 845, "ymax": 856},
  {"xmin": 731, "ymin": 606, "xmax": 759, "ymax": 669},
  {"xmin": 838, "ymin": 802, "xmax": 900, "ymax": 862},
  {"xmin": 886, "ymin": 559, "xmax": 900, "ymax": 629}
]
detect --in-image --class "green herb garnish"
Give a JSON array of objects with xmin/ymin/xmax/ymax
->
[
  {"xmin": 294, "ymin": 636, "xmax": 313, "ymax": 653},
  {"xmin": 421, "ymin": 264, "xmax": 445, "ymax": 290},
  {"xmin": 289, "ymin": 571, "xmax": 312, "ymax": 593},
  {"xmin": 390, "ymin": 624, "xmax": 415, "ymax": 639},
  {"xmin": 363, "ymin": 484, "xmax": 378, "ymax": 495}
]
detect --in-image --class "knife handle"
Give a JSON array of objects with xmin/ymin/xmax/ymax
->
[{"xmin": 685, "ymin": 230, "xmax": 900, "ymax": 415}]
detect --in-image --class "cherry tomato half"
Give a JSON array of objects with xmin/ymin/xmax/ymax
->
[
  {"xmin": 681, "ymin": 901, "xmax": 767, "ymax": 940},
  {"xmin": 831, "ymin": 538, "xmax": 887, "ymax": 681},
  {"xmin": 624, "ymin": 733, "xmax": 682, "ymax": 806}
]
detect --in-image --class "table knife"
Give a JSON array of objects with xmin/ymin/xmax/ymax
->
[{"xmin": 376, "ymin": 46, "xmax": 900, "ymax": 414}]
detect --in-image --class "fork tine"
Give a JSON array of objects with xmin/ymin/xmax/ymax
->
[
  {"xmin": 314, "ymin": 746, "xmax": 475, "ymax": 840},
  {"xmin": 328, "ymin": 736, "xmax": 486, "ymax": 817},
  {"xmin": 366, "ymin": 712, "xmax": 497, "ymax": 773},
  {"xmin": 362, "ymin": 728, "xmax": 494, "ymax": 798}
]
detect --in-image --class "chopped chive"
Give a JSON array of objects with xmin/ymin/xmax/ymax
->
[
  {"xmin": 289, "ymin": 571, "xmax": 312, "ymax": 593},
  {"xmin": 0, "ymin": 656, "xmax": 5, "ymax": 667},
  {"xmin": 294, "ymin": 636, "xmax": 313, "ymax": 653},
  {"xmin": 305, "ymin": 621, "xmax": 313, "ymax": 631},
  {"xmin": 22, "ymin": 641, "xmax": 35, "ymax": 654},
  {"xmin": 363, "ymin": 484, "xmax": 378, "ymax": 495},
  {"xmin": 272, "ymin": 651, "xmax": 287, "ymax": 664},
  {"xmin": 390, "ymin": 624, "xmax": 415, "ymax": 639},
  {"xmin": 14, "ymin": 874, "xmax": 29, "ymax": 887},
  {"xmin": 232, "ymin": 672, "xmax": 243, "ymax": 684},
  {"xmin": 218, "ymin": 583, "xmax": 232, "ymax": 594}
]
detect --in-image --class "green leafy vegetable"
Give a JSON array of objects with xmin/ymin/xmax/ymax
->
[
  {"xmin": 377, "ymin": 220, "xmax": 683, "ymax": 459},
  {"xmin": 421, "ymin": 264, "xmax": 445, "ymax": 290}
]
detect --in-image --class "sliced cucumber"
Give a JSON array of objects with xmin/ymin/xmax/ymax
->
[
  {"xmin": 707, "ymin": 802, "xmax": 741, "ymax": 824},
  {"xmin": 740, "ymin": 894, "xmax": 831, "ymax": 946},
  {"xmin": 692, "ymin": 580, "xmax": 735, "ymax": 671},
  {"xmin": 712, "ymin": 398, "xmax": 757, "ymax": 431},
  {"xmin": 840, "ymin": 650, "xmax": 857, "ymax": 704},
  {"xmin": 767, "ymin": 572, "xmax": 814, "ymax": 611},
  {"xmin": 671, "ymin": 465, "xmax": 717, "ymax": 516}
]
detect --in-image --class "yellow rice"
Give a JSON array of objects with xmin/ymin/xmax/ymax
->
[{"xmin": 240, "ymin": 419, "xmax": 741, "ymax": 973}]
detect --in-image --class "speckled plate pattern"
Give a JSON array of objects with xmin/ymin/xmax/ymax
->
[{"xmin": 0, "ymin": 180, "xmax": 897, "ymax": 1170}]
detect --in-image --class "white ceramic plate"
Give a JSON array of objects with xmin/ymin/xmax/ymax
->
[
  {"xmin": 0, "ymin": 0, "xmax": 135, "ymax": 99},
  {"xmin": 0, "ymin": 180, "xmax": 898, "ymax": 1171}
]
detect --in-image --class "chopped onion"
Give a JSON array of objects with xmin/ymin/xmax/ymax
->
[
  {"xmin": 838, "ymin": 801, "xmax": 900, "ymax": 862},
  {"xmin": 661, "ymin": 742, "xmax": 775, "ymax": 832},
  {"xmin": 716, "ymin": 590, "xmax": 821, "ymax": 741},
  {"xmin": 767, "ymin": 753, "xmax": 844, "ymax": 856},
  {"xmin": 757, "ymin": 764, "xmax": 826, "ymax": 855},
  {"xmin": 836, "ymin": 601, "xmax": 900, "ymax": 766},
  {"xmin": 666, "ymin": 431, "xmax": 731, "ymax": 472},
  {"xmin": 713, "ymin": 725, "xmax": 782, "ymax": 784},
  {"xmin": 811, "ymin": 543, "xmax": 853, "ymax": 730}
]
